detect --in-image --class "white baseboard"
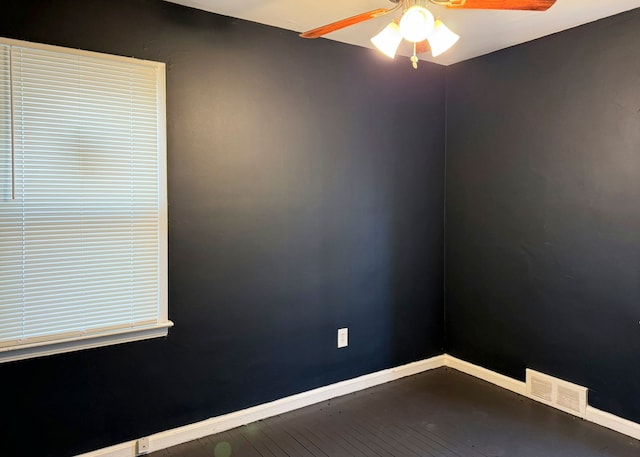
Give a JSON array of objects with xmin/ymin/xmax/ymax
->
[
  {"xmin": 444, "ymin": 354, "xmax": 526, "ymax": 396},
  {"xmin": 76, "ymin": 354, "xmax": 446, "ymax": 457},
  {"xmin": 586, "ymin": 406, "xmax": 640, "ymax": 441},
  {"xmin": 77, "ymin": 442, "xmax": 134, "ymax": 457},
  {"xmin": 77, "ymin": 352, "xmax": 640, "ymax": 457}
]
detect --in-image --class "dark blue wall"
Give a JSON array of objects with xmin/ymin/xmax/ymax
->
[
  {"xmin": 445, "ymin": 8, "xmax": 640, "ymax": 423},
  {"xmin": 0, "ymin": 1, "xmax": 445, "ymax": 456}
]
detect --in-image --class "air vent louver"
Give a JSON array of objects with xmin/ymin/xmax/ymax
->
[
  {"xmin": 557, "ymin": 385, "xmax": 582, "ymax": 414},
  {"xmin": 526, "ymin": 369, "xmax": 587, "ymax": 418},
  {"xmin": 530, "ymin": 376, "xmax": 553, "ymax": 402}
]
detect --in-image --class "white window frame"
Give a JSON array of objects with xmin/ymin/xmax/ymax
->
[{"xmin": 0, "ymin": 38, "xmax": 171, "ymax": 363}]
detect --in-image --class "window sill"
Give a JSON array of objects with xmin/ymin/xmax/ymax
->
[{"xmin": 0, "ymin": 321, "xmax": 174, "ymax": 363}]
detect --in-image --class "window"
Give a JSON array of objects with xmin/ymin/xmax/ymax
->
[{"xmin": 0, "ymin": 38, "xmax": 170, "ymax": 363}]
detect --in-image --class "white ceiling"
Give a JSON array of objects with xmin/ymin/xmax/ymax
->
[{"xmin": 165, "ymin": 0, "xmax": 640, "ymax": 65}]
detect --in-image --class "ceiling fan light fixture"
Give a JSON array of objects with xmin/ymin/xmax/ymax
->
[
  {"xmin": 399, "ymin": 5, "xmax": 435, "ymax": 43},
  {"xmin": 370, "ymin": 22, "xmax": 403, "ymax": 59},
  {"xmin": 427, "ymin": 20, "xmax": 460, "ymax": 57}
]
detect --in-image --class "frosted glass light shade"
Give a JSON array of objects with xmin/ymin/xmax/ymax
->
[
  {"xmin": 427, "ymin": 20, "xmax": 460, "ymax": 57},
  {"xmin": 371, "ymin": 22, "xmax": 403, "ymax": 59},
  {"xmin": 399, "ymin": 6, "xmax": 435, "ymax": 43}
]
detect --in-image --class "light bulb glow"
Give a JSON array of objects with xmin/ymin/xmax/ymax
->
[
  {"xmin": 399, "ymin": 6, "xmax": 435, "ymax": 43},
  {"xmin": 427, "ymin": 20, "xmax": 460, "ymax": 57},
  {"xmin": 370, "ymin": 22, "xmax": 403, "ymax": 59}
]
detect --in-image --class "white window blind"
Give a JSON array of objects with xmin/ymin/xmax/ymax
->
[{"xmin": 0, "ymin": 38, "xmax": 170, "ymax": 363}]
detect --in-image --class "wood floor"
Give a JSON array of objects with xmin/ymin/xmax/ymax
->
[{"xmin": 149, "ymin": 367, "xmax": 640, "ymax": 457}]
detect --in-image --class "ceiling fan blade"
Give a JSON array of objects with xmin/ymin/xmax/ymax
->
[
  {"xmin": 443, "ymin": 0, "xmax": 556, "ymax": 11},
  {"xmin": 300, "ymin": 7, "xmax": 398, "ymax": 39}
]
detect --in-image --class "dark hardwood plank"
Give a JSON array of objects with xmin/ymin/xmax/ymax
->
[
  {"xmin": 272, "ymin": 409, "xmax": 370, "ymax": 457},
  {"xmin": 202, "ymin": 429, "xmax": 263, "ymax": 457},
  {"xmin": 237, "ymin": 423, "xmax": 282, "ymax": 457},
  {"xmin": 257, "ymin": 419, "xmax": 317, "ymax": 457},
  {"xmin": 151, "ymin": 368, "xmax": 640, "ymax": 457}
]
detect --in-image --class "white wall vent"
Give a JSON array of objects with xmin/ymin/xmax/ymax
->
[
  {"xmin": 530, "ymin": 376, "xmax": 553, "ymax": 402},
  {"xmin": 526, "ymin": 369, "xmax": 587, "ymax": 418}
]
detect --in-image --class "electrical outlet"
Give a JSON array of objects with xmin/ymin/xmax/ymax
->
[
  {"xmin": 337, "ymin": 327, "xmax": 348, "ymax": 348},
  {"xmin": 137, "ymin": 437, "xmax": 150, "ymax": 455}
]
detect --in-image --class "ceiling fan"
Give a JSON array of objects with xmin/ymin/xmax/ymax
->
[{"xmin": 300, "ymin": 0, "xmax": 557, "ymax": 68}]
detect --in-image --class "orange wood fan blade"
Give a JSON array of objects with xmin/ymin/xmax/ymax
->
[
  {"xmin": 445, "ymin": 0, "xmax": 556, "ymax": 11},
  {"xmin": 300, "ymin": 7, "xmax": 397, "ymax": 39}
]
